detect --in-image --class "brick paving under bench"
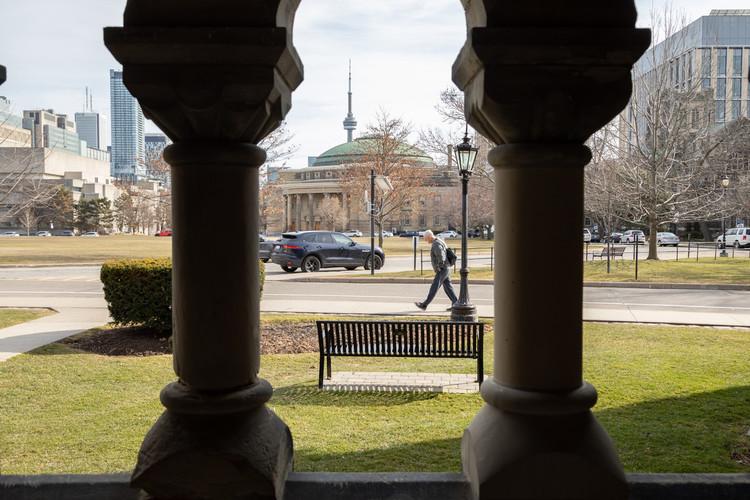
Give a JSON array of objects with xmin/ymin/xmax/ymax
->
[{"xmin": 322, "ymin": 372, "xmax": 484, "ymax": 394}]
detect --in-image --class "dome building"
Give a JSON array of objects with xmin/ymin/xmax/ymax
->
[{"xmin": 272, "ymin": 67, "xmax": 459, "ymax": 234}]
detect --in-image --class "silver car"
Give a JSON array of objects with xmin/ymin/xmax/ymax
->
[
  {"xmin": 622, "ymin": 230, "xmax": 645, "ymax": 244},
  {"xmin": 656, "ymin": 232, "xmax": 679, "ymax": 246}
]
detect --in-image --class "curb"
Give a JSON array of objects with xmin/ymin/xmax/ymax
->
[
  {"xmin": 0, "ymin": 263, "xmax": 101, "ymax": 269},
  {"xmin": 290, "ymin": 277, "xmax": 750, "ymax": 291}
]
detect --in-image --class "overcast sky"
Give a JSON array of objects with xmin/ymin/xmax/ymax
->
[{"xmin": 0, "ymin": 1, "xmax": 740, "ymax": 166}]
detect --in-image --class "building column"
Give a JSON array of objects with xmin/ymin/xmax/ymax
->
[
  {"xmin": 104, "ymin": 2, "xmax": 302, "ymax": 499},
  {"xmin": 282, "ymin": 194, "xmax": 288, "ymax": 232},
  {"xmin": 286, "ymin": 193, "xmax": 293, "ymax": 232},
  {"xmin": 295, "ymin": 194, "xmax": 302, "ymax": 231},
  {"xmin": 0, "ymin": 64, "xmax": 6, "ymax": 86},
  {"xmin": 341, "ymin": 192, "xmax": 349, "ymax": 229},
  {"xmin": 308, "ymin": 193, "xmax": 315, "ymax": 230},
  {"xmin": 453, "ymin": 2, "xmax": 650, "ymax": 499}
]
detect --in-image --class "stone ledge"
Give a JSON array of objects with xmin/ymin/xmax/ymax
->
[{"xmin": 2, "ymin": 473, "xmax": 750, "ymax": 499}]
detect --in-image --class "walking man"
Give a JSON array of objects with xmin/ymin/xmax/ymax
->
[{"xmin": 415, "ymin": 230, "xmax": 458, "ymax": 311}]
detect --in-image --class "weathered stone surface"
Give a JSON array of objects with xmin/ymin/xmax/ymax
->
[{"xmin": 453, "ymin": 2, "xmax": 650, "ymax": 499}]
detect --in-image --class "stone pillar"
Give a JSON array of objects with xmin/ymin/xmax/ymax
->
[
  {"xmin": 282, "ymin": 194, "xmax": 288, "ymax": 233},
  {"xmin": 286, "ymin": 194, "xmax": 293, "ymax": 232},
  {"xmin": 0, "ymin": 65, "xmax": 6, "ymax": 86},
  {"xmin": 307, "ymin": 193, "xmax": 315, "ymax": 230},
  {"xmin": 453, "ymin": 2, "xmax": 650, "ymax": 499},
  {"xmin": 341, "ymin": 192, "xmax": 349, "ymax": 229},
  {"xmin": 295, "ymin": 194, "xmax": 302, "ymax": 231},
  {"xmin": 104, "ymin": 1, "xmax": 303, "ymax": 498}
]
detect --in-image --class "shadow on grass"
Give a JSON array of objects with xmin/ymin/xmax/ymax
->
[
  {"xmin": 597, "ymin": 385, "xmax": 750, "ymax": 472},
  {"xmin": 293, "ymin": 437, "xmax": 462, "ymax": 472},
  {"xmin": 274, "ymin": 384, "xmax": 439, "ymax": 407}
]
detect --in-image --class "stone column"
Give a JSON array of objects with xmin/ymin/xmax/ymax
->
[
  {"xmin": 308, "ymin": 193, "xmax": 315, "ymax": 230},
  {"xmin": 282, "ymin": 194, "xmax": 288, "ymax": 233},
  {"xmin": 0, "ymin": 65, "xmax": 6, "ymax": 86},
  {"xmin": 295, "ymin": 194, "xmax": 302, "ymax": 231},
  {"xmin": 453, "ymin": 2, "xmax": 650, "ymax": 499},
  {"xmin": 341, "ymin": 192, "xmax": 349, "ymax": 229},
  {"xmin": 286, "ymin": 193, "xmax": 293, "ymax": 232},
  {"xmin": 104, "ymin": 2, "xmax": 303, "ymax": 498}
]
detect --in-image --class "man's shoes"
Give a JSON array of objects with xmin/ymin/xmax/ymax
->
[{"xmin": 415, "ymin": 302, "xmax": 427, "ymax": 311}]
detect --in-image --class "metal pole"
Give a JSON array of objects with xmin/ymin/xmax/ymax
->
[
  {"xmin": 451, "ymin": 173, "xmax": 477, "ymax": 322},
  {"xmin": 634, "ymin": 233, "xmax": 639, "ymax": 281},
  {"xmin": 413, "ymin": 236, "xmax": 417, "ymax": 271},
  {"xmin": 490, "ymin": 246, "xmax": 494, "ymax": 271},
  {"xmin": 687, "ymin": 235, "xmax": 691, "ymax": 259},
  {"xmin": 370, "ymin": 169, "xmax": 375, "ymax": 275},
  {"xmin": 420, "ymin": 249, "xmax": 424, "ymax": 276},
  {"xmin": 676, "ymin": 241, "xmax": 679, "ymax": 261}
]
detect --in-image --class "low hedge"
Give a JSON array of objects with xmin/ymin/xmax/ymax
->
[{"xmin": 101, "ymin": 258, "xmax": 266, "ymax": 335}]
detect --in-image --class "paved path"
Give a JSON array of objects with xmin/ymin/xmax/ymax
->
[
  {"xmin": 0, "ymin": 265, "xmax": 748, "ymax": 361},
  {"xmin": 323, "ymin": 372, "xmax": 482, "ymax": 394}
]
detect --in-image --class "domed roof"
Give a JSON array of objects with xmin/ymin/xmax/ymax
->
[{"xmin": 311, "ymin": 137, "xmax": 434, "ymax": 167}]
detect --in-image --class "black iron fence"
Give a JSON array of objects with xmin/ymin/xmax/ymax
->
[{"xmin": 416, "ymin": 247, "xmax": 494, "ymax": 276}]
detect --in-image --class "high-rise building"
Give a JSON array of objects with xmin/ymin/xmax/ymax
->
[
  {"xmin": 75, "ymin": 112, "xmax": 102, "ymax": 150},
  {"xmin": 145, "ymin": 132, "xmax": 171, "ymax": 186},
  {"xmin": 110, "ymin": 69, "xmax": 145, "ymax": 181},
  {"xmin": 633, "ymin": 10, "xmax": 750, "ymax": 124},
  {"xmin": 0, "ymin": 97, "xmax": 32, "ymax": 147}
]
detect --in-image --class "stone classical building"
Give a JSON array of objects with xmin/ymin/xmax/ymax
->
[{"xmin": 272, "ymin": 71, "xmax": 460, "ymax": 234}]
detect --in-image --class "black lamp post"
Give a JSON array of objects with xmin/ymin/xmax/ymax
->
[
  {"xmin": 451, "ymin": 128, "xmax": 479, "ymax": 322},
  {"xmin": 720, "ymin": 175, "xmax": 730, "ymax": 257}
]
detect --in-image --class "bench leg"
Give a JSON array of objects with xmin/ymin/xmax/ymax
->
[
  {"xmin": 318, "ymin": 352, "xmax": 324, "ymax": 389},
  {"xmin": 326, "ymin": 353, "xmax": 332, "ymax": 380},
  {"xmin": 477, "ymin": 356, "xmax": 484, "ymax": 387}
]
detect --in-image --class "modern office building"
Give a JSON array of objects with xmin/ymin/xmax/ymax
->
[
  {"xmin": 22, "ymin": 109, "xmax": 82, "ymax": 155},
  {"xmin": 144, "ymin": 132, "xmax": 171, "ymax": 186},
  {"xmin": 110, "ymin": 69, "xmax": 145, "ymax": 181},
  {"xmin": 74, "ymin": 112, "xmax": 102, "ymax": 150},
  {"xmin": 632, "ymin": 10, "xmax": 750, "ymax": 124},
  {"xmin": 0, "ymin": 97, "xmax": 32, "ymax": 147}
]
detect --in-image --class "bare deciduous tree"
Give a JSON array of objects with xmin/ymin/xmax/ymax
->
[{"xmin": 318, "ymin": 195, "xmax": 344, "ymax": 231}]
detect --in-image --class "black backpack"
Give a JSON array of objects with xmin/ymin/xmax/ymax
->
[{"xmin": 446, "ymin": 246, "xmax": 457, "ymax": 266}]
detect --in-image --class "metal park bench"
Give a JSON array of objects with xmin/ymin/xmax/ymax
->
[
  {"xmin": 591, "ymin": 246, "xmax": 627, "ymax": 260},
  {"xmin": 316, "ymin": 320, "xmax": 484, "ymax": 389}
]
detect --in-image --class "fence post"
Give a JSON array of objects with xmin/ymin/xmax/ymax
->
[
  {"xmin": 490, "ymin": 246, "xmax": 494, "ymax": 271},
  {"xmin": 606, "ymin": 239, "xmax": 611, "ymax": 274},
  {"xmin": 687, "ymin": 236, "xmax": 690, "ymax": 259},
  {"xmin": 413, "ymin": 236, "xmax": 418, "ymax": 271},
  {"xmin": 454, "ymin": 248, "xmax": 458, "ymax": 274},
  {"xmin": 676, "ymin": 242, "xmax": 679, "ymax": 261},
  {"xmin": 420, "ymin": 249, "xmax": 424, "ymax": 276},
  {"xmin": 585, "ymin": 242, "xmax": 589, "ymax": 262},
  {"xmin": 732, "ymin": 245, "xmax": 735, "ymax": 258},
  {"xmin": 634, "ymin": 234, "xmax": 639, "ymax": 281},
  {"xmin": 714, "ymin": 243, "xmax": 717, "ymax": 260}
]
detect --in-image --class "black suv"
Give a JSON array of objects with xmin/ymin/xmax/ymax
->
[{"xmin": 271, "ymin": 231, "xmax": 385, "ymax": 273}]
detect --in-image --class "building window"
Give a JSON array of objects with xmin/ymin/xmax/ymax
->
[
  {"xmin": 702, "ymin": 78, "xmax": 711, "ymax": 90},
  {"xmin": 401, "ymin": 216, "xmax": 411, "ymax": 226},
  {"xmin": 732, "ymin": 48, "xmax": 743, "ymax": 76},
  {"xmin": 419, "ymin": 215, "xmax": 426, "ymax": 227},
  {"xmin": 716, "ymin": 101, "xmax": 726, "ymax": 123},
  {"xmin": 732, "ymin": 78, "xmax": 742, "ymax": 99},
  {"xmin": 326, "ymin": 171, "xmax": 332, "ymax": 177},
  {"xmin": 314, "ymin": 171, "xmax": 320, "ymax": 179},
  {"xmin": 434, "ymin": 215, "xmax": 440, "ymax": 226},
  {"xmin": 419, "ymin": 197, "xmax": 426, "ymax": 208},
  {"xmin": 717, "ymin": 48, "xmax": 727, "ymax": 76},
  {"xmin": 716, "ymin": 78, "xmax": 726, "ymax": 99},
  {"xmin": 731, "ymin": 100, "xmax": 741, "ymax": 121},
  {"xmin": 700, "ymin": 48, "xmax": 711, "ymax": 77}
]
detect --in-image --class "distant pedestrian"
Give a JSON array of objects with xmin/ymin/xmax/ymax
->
[{"xmin": 415, "ymin": 230, "xmax": 458, "ymax": 311}]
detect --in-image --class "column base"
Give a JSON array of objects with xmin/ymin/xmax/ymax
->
[
  {"xmin": 462, "ymin": 384, "xmax": 627, "ymax": 500},
  {"xmin": 450, "ymin": 303, "xmax": 478, "ymax": 322},
  {"xmin": 132, "ymin": 381, "xmax": 292, "ymax": 500}
]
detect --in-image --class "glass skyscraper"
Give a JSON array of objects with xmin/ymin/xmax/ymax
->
[
  {"xmin": 110, "ymin": 69, "xmax": 145, "ymax": 180},
  {"xmin": 74, "ymin": 112, "xmax": 102, "ymax": 150}
]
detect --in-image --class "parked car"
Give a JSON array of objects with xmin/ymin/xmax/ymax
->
[
  {"xmin": 342, "ymin": 229, "xmax": 363, "ymax": 238},
  {"xmin": 1, "ymin": 231, "xmax": 20, "ymax": 237},
  {"xmin": 271, "ymin": 231, "xmax": 385, "ymax": 273},
  {"xmin": 36, "ymin": 231, "xmax": 52, "ymax": 237},
  {"xmin": 259, "ymin": 234, "xmax": 275, "ymax": 262},
  {"xmin": 155, "ymin": 229, "xmax": 172, "ymax": 237},
  {"xmin": 622, "ymin": 230, "xmax": 645, "ymax": 244},
  {"xmin": 380, "ymin": 230, "xmax": 393, "ymax": 238},
  {"xmin": 438, "ymin": 230, "xmax": 459, "ymax": 239},
  {"xmin": 399, "ymin": 231, "xmax": 420, "ymax": 238},
  {"xmin": 58, "ymin": 230, "xmax": 75, "ymax": 237},
  {"xmin": 715, "ymin": 227, "xmax": 750, "ymax": 249},
  {"xmin": 606, "ymin": 232, "xmax": 623, "ymax": 243},
  {"xmin": 81, "ymin": 231, "xmax": 99, "ymax": 237},
  {"xmin": 583, "ymin": 228, "xmax": 592, "ymax": 243},
  {"xmin": 656, "ymin": 232, "xmax": 680, "ymax": 246}
]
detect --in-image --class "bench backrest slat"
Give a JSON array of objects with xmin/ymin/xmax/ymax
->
[{"xmin": 317, "ymin": 320, "xmax": 483, "ymax": 359}]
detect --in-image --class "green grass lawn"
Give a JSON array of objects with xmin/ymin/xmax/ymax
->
[
  {"xmin": 0, "ymin": 235, "xmax": 172, "ymax": 265},
  {"xmin": 0, "ymin": 316, "xmax": 748, "ymax": 474},
  {"xmin": 0, "ymin": 308, "xmax": 54, "ymax": 328},
  {"xmin": 374, "ymin": 258, "xmax": 750, "ymax": 285}
]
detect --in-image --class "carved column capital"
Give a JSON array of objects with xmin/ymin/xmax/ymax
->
[
  {"xmin": 453, "ymin": 0, "xmax": 650, "ymax": 145},
  {"xmin": 105, "ymin": 0, "xmax": 303, "ymax": 144}
]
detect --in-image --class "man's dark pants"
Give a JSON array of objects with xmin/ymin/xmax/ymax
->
[{"xmin": 422, "ymin": 267, "xmax": 458, "ymax": 307}]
